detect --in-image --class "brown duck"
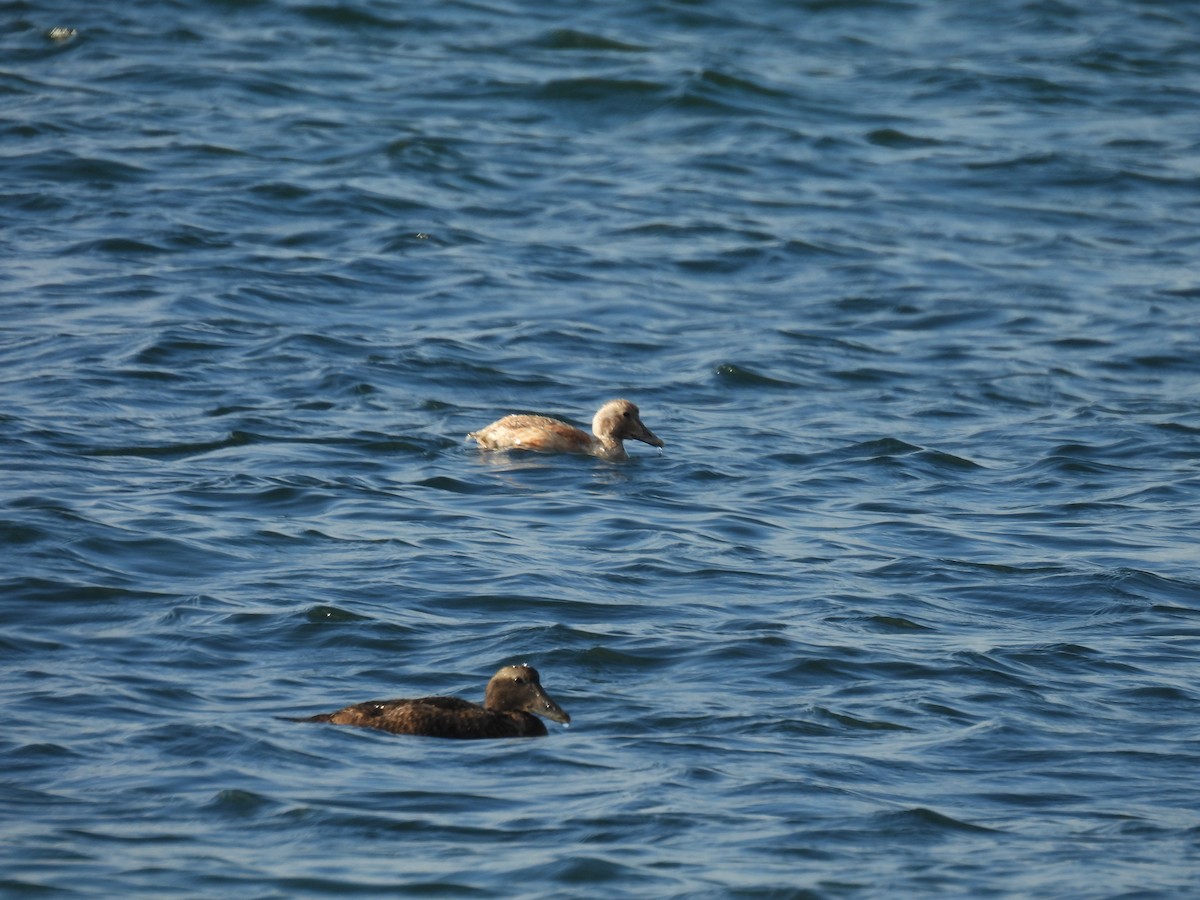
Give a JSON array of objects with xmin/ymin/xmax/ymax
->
[
  {"xmin": 468, "ymin": 398, "xmax": 663, "ymax": 460},
  {"xmin": 289, "ymin": 665, "xmax": 570, "ymax": 739}
]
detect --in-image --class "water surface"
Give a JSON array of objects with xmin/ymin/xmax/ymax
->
[{"xmin": 3, "ymin": 0, "xmax": 1200, "ymax": 896}]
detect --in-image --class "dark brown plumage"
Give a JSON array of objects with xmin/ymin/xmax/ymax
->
[{"xmin": 290, "ymin": 665, "xmax": 570, "ymax": 740}]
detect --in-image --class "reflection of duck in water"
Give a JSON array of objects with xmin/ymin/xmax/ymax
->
[
  {"xmin": 289, "ymin": 665, "xmax": 570, "ymax": 739},
  {"xmin": 468, "ymin": 398, "xmax": 663, "ymax": 460}
]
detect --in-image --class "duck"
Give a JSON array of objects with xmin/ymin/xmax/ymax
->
[
  {"xmin": 288, "ymin": 665, "xmax": 570, "ymax": 739},
  {"xmin": 468, "ymin": 398, "xmax": 663, "ymax": 460}
]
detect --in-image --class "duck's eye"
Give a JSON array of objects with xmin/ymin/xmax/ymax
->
[
  {"xmin": 622, "ymin": 411, "xmax": 631, "ymax": 419},
  {"xmin": 513, "ymin": 676, "xmax": 526, "ymax": 685}
]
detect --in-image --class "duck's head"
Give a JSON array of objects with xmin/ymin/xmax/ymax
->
[
  {"xmin": 593, "ymin": 399, "xmax": 663, "ymax": 449},
  {"xmin": 485, "ymin": 665, "xmax": 571, "ymax": 724}
]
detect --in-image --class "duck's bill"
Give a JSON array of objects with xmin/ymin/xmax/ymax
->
[
  {"xmin": 532, "ymin": 689, "xmax": 571, "ymax": 724},
  {"xmin": 636, "ymin": 425, "xmax": 664, "ymax": 448}
]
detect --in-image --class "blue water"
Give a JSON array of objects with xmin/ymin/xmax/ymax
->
[{"xmin": 4, "ymin": 0, "xmax": 1200, "ymax": 896}]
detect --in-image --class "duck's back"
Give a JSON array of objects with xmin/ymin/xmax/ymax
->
[
  {"xmin": 468, "ymin": 414, "xmax": 594, "ymax": 454},
  {"xmin": 304, "ymin": 696, "xmax": 549, "ymax": 739}
]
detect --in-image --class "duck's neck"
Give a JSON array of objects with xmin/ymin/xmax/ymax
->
[{"xmin": 590, "ymin": 436, "xmax": 627, "ymax": 459}]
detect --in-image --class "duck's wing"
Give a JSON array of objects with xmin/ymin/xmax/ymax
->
[
  {"xmin": 309, "ymin": 695, "xmax": 471, "ymax": 724},
  {"xmin": 469, "ymin": 415, "xmax": 593, "ymax": 453}
]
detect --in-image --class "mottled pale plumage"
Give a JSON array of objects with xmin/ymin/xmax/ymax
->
[
  {"xmin": 289, "ymin": 665, "xmax": 570, "ymax": 740},
  {"xmin": 468, "ymin": 398, "xmax": 663, "ymax": 460}
]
